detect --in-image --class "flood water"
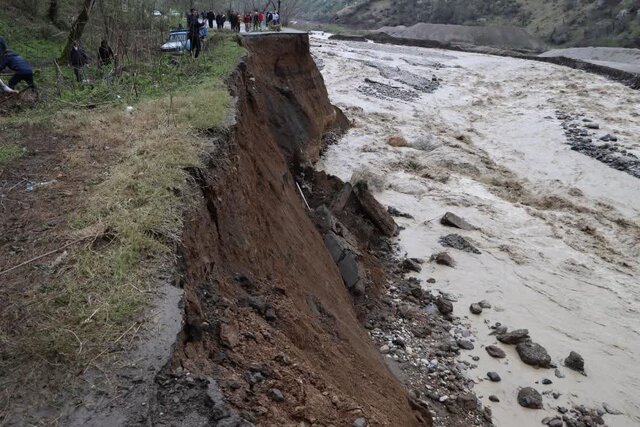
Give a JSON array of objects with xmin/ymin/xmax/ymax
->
[{"xmin": 312, "ymin": 32, "xmax": 640, "ymax": 427}]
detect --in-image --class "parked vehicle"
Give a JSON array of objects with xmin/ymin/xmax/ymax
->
[
  {"xmin": 160, "ymin": 26, "xmax": 208, "ymax": 54},
  {"xmin": 161, "ymin": 30, "xmax": 189, "ymax": 54}
]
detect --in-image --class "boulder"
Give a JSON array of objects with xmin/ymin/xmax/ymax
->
[
  {"xmin": 478, "ymin": 300, "xmax": 492, "ymax": 309},
  {"xmin": 516, "ymin": 342, "xmax": 552, "ymax": 368},
  {"xmin": 440, "ymin": 212, "xmax": 476, "ymax": 230},
  {"xmin": 487, "ymin": 372, "xmax": 501, "ymax": 382},
  {"xmin": 331, "ymin": 183, "xmax": 354, "ymax": 213},
  {"xmin": 353, "ymin": 182, "xmax": 398, "ymax": 237},
  {"xmin": 219, "ymin": 322, "xmax": 240, "ymax": 349},
  {"xmin": 497, "ymin": 329, "xmax": 530, "ymax": 344},
  {"xmin": 517, "ymin": 387, "xmax": 543, "ymax": 409},
  {"xmin": 268, "ymin": 388, "xmax": 285, "ymax": 402},
  {"xmin": 388, "ymin": 135, "xmax": 408, "ymax": 147},
  {"xmin": 457, "ymin": 339, "xmax": 474, "ymax": 350},
  {"xmin": 564, "ymin": 351, "xmax": 585, "ymax": 374},
  {"xmin": 439, "ymin": 234, "xmax": 481, "ymax": 254},
  {"xmin": 457, "ymin": 393, "xmax": 478, "ymax": 410},
  {"xmin": 338, "ymin": 251, "xmax": 366, "ymax": 296},
  {"xmin": 402, "ymin": 258, "xmax": 422, "ymax": 273},
  {"xmin": 353, "ymin": 417, "xmax": 367, "ymax": 427},
  {"xmin": 431, "ymin": 251, "xmax": 455, "ymax": 267},
  {"xmin": 469, "ymin": 303, "xmax": 483, "ymax": 315},
  {"xmin": 436, "ymin": 297, "xmax": 453, "ymax": 315},
  {"xmin": 485, "ymin": 345, "xmax": 506, "ymax": 358}
]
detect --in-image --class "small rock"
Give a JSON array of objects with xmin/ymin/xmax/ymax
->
[
  {"xmin": 485, "ymin": 345, "xmax": 506, "ymax": 359},
  {"xmin": 427, "ymin": 278, "xmax": 436, "ymax": 283},
  {"xmin": 585, "ymin": 123, "xmax": 600, "ymax": 129},
  {"xmin": 457, "ymin": 339, "xmax": 474, "ymax": 350},
  {"xmin": 558, "ymin": 406, "xmax": 568, "ymax": 414},
  {"xmin": 432, "ymin": 251, "xmax": 456, "ymax": 267},
  {"xmin": 487, "ymin": 372, "xmax": 501, "ymax": 382},
  {"xmin": 554, "ymin": 369, "xmax": 565, "ymax": 379},
  {"xmin": 564, "ymin": 351, "xmax": 585, "ymax": 374},
  {"xmin": 603, "ymin": 402, "xmax": 623, "ymax": 415},
  {"xmin": 440, "ymin": 212, "xmax": 476, "ymax": 231},
  {"xmin": 402, "ymin": 258, "xmax": 422, "ymax": 273},
  {"xmin": 439, "ymin": 234, "xmax": 481, "ymax": 254},
  {"xmin": 489, "ymin": 395, "xmax": 500, "ymax": 402},
  {"xmin": 379, "ymin": 345, "xmax": 390, "ymax": 354},
  {"xmin": 518, "ymin": 387, "xmax": 543, "ymax": 409},
  {"xmin": 470, "ymin": 303, "xmax": 483, "ymax": 315},
  {"xmin": 436, "ymin": 297, "xmax": 454, "ymax": 315},
  {"xmin": 516, "ymin": 342, "xmax": 552, "ymax": 368},
  {"xmin": 439, "ymin": 395, "xmax": 449, "ymax": 403},
  {"xmin": 388, "ymin": 135, "xmax": 408, "ymax": 147},
  {"xmin": 548, "ymin": 418, "xmax": 563, "ymax": 427},
  {"xmin": 458, "ymin": 393, "xmax": 478, "ymax": 410},
  {"xmin": 219, "ymin": 322, "xmax": 240, "ymax": 349},
  {"xmin": 268, "ymin": 388, "xmax": 284, "ymax": 402},
  {"xmin": 353, "ymin": 417, "xmax": 367, "ymax": 427},
  {"xmin": 497, "ymin": 329, "xmax": 530, "ymax": 344},
  {"xmin": 478, "ymin": 300, "xmax": 492, "ymax": 309},
  {"xmin": 542, "ymin": 379, "xmax": 553, "ymax": 385},
  {"xmin": 388, "ymin": 206, "xmax": 414, "ymax": 218}
]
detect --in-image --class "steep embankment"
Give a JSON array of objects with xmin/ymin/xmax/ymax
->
[{"xmin": 153, "ymin": 33, "xmax": 427, "ymax": 426}]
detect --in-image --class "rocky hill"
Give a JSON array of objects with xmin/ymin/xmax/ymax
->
[{"xmin": 302, "ymin": 0, "xmax": 640, "ymax": 47}]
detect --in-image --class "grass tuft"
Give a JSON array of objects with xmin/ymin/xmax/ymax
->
[{"xmin": 0, "ymin": 143, "xmax": 26, "ymax": 165}]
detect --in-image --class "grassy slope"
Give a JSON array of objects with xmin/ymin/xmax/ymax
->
[{"xmin": 0, "ymin": 7, "xmax": 245, "ymax": 417}]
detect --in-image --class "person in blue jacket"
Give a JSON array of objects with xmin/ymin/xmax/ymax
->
[{"xmin": 0, "ymin": 37, "xmax": 34, "ymax": 91}]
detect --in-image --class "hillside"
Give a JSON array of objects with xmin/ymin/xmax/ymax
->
[{"xmin": 302, "ymin": 0, "xmax": 640, "ymax": 47}]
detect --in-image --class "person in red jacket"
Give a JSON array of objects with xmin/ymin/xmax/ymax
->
[
  {"xmin": 243, "ymin": 12, "xmax": 252, "ymax": 32},
  {"xmin": 258, "ymin": 11, "xmax": 264, "ymax": 30}
]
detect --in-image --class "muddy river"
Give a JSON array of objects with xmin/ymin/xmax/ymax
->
[{"xmin": 312, "ymin": 32, "xmax": 640, "ymax": 427}]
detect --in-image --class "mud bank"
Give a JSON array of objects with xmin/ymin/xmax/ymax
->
[{"xmin": 152, "ymin": 33, "xmax": 429, "ymax": 426}]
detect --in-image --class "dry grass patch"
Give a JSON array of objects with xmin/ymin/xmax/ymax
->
[{"xmin": 0, "ymin": 37, "xmax": 244, "ymax": 417}]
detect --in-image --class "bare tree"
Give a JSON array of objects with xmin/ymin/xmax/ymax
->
[
  {"xmin": 48, "ymin": 0, "xmax": 59, "ymax": 23},
  {"xmin": 279, "ymin": 0, "xmax": 302, "ymax": 25},
  {"xmin": 60, "ymin": 0, "xmax": 97, "ymax": 61}
]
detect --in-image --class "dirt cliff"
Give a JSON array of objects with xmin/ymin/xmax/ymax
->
[{"xmin": 158, "ymin": 33, "xmax": 429, "ymax": 426}]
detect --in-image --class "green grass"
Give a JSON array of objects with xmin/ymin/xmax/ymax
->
[{"xmin": 0, "ymin": 143, "xmax": 25, "ymax": 165}]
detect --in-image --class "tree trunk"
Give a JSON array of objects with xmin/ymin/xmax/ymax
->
[
  {"xmin": 48, "ymin": 0, "xmax": 58, "ymax": 23},
  {"xmin": 60, "ymin": 0, "xmax": 96, "ymax": 63}
]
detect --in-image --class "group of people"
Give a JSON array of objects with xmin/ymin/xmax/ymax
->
[
  {"xmin": 0, "ymin": 35, "xmax": 116, "ymax": 94},
  {"xmin": 243, "ymin": 10, "xmax": 281, "ymax": 32},
  {"xmin": 192, "ymin": 9, "xmax": 281, "ymax": 34},
  {"xmin": 67, "ymin": 39, "xmax": 115, "ymax": 82}
]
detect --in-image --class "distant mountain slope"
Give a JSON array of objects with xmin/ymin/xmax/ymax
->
[{"xmin": 301, "ymin": 0, "xmax": 640, "ymax": 47}]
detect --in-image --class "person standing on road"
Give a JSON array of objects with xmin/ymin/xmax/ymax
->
[
  {"xmin": 244, "ymin": 12, "xmax": 252, "ymax": 32},
  {"xmin": 187, "ymin": 8, "xmax": 204, "ymax": 58},
  {"xmin": 0, "ymin": 36, "xmax": 34, "ymax": 91},
  {"xmin": 258, "ymin": 11, "xmax": 265, "ymax": 30},
  {"xmin": 252, "ymin": 10, "xmax": 259, "ymax": 32},
  {"xmin": 69, "ymin": 40, "xmax": 90, "ymax": 83}
]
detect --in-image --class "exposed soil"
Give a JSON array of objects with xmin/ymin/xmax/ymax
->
[{"xmin": 150, "ymin": 33, "xmax": 434, "ymax": 426}]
